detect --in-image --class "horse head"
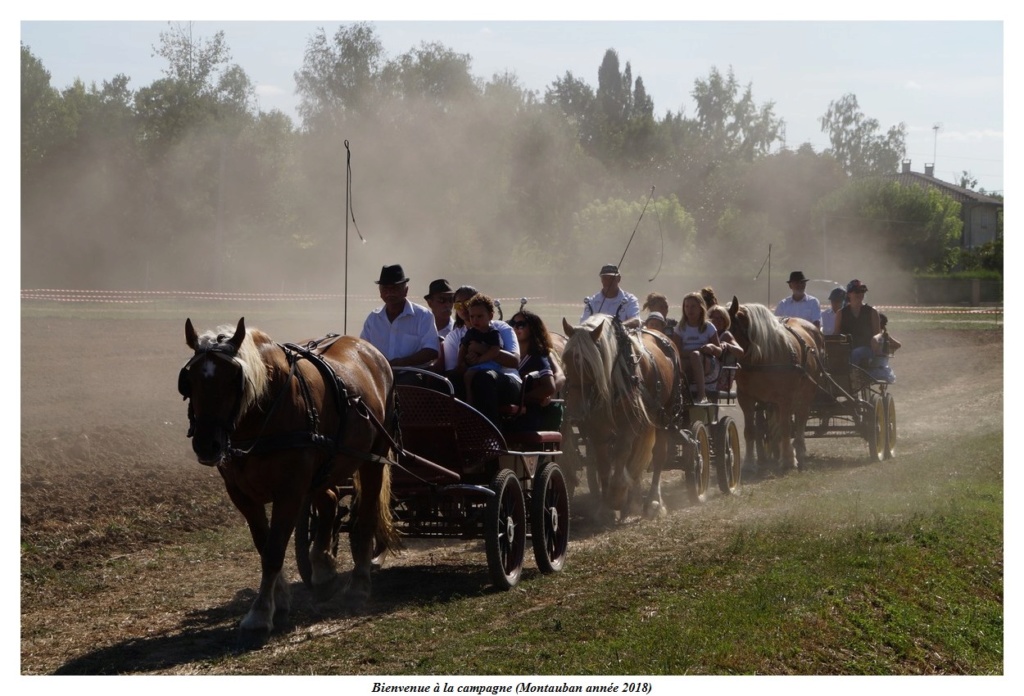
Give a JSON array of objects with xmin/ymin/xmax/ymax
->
[
  {"xmin": 180, "ymin": 317, "xmax": 260, "ymax": 465},
  {"xmin": 728, "ymin": 297, "xmax": 751, "ymax": 354}
]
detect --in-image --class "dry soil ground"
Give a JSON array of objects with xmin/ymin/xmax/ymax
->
[{"xmin": 19, "ymin": 314, "xmax": 1003, "ymax": 674}]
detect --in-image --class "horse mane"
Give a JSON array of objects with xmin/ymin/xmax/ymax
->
[
  {"xmin": 194, "ymin": 324, "xmax": 273, "ymax": 417},
  {"xmin": 563, "ymin": 315, "xmax": 650, "ymax": 426},
  {"xmin": 740, "ymin": 303, "xmax": 794, "ymax": 365}
]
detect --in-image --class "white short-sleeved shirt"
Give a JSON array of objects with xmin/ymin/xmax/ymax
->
[
  {"xmin": 774, "ymin": 294, "xmax": 822, "ymax": 325},
  {"xmin": 674, "ymin": 321, "xmax": 718, "ymax": 352},
  {"xmin": 581, "ymin": 289, "xmax": 640, "ymax": 323},
  {"xmin": 359, "ymin": 300, "xmax": 439, "ymax": 362},
  {"xmin": 437, "ymin": 316, "xmax": 455, "ymax": 341}
]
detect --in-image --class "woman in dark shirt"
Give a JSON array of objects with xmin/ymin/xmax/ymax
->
[
  {"xmin": 508, "ymin": 310, "xmax": 564, "ymax": 430},
  {"xmin": 834, "ymin": 278, "xmax": 881, "ymax": 367}
]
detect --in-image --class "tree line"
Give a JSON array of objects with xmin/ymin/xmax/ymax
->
[{"xmin": 20, "ymin": 22, "xmax": 988, "ymax": 292}]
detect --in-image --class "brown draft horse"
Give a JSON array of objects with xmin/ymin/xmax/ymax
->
[
  {"xmin": 179, "ymin": 317, "xmax": 399, "ymax": 645},
  {"xmin": 727, "ymin": 298, "xmax": 824, "ymax": 471},
  {"xmin": 560, "ymin": 315, "xmax": 683, "ymax": 520}
]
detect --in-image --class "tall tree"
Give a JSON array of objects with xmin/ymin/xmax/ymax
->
[
  {"xmin": 819, "ymin": 93, "xmax": 906, "ymax": 178},
  {"xmin": 294, "ymin": 22, "xmax": 389, "ymax": 129}
]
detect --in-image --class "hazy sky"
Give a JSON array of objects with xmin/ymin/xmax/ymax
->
[{"xmin": 17, "ymin": 9, "xmax": 1006, "ymax": 194}]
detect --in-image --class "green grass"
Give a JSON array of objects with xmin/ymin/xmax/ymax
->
[{"xmin": 242, "ymin": 431, "xmax": 1001, "ymax": 675}]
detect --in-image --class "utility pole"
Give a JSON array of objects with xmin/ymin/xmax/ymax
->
[{"xmin": 932, "ymin": 123, "xmax": 942, "ymax": 168}]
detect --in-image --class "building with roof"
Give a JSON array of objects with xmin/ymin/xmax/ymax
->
[{"xmin": 887, "ymin": 160, "xmax": 1003, "ymax": 249}]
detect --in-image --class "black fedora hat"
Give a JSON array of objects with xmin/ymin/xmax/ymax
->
[
  {"xmin": 599, "ymin": 264, "xmax": 620, "ymax": 276},
  {"xmin": 787, "ymin": 271, "xmax": 808, "ymax": 283},
  {"xmin": 424, "ymin": 278, "xmax": 454, "ymax": 300},
  {"xmin": 375, "ymin": 264, "xmax": 410, "ymax": 285}
]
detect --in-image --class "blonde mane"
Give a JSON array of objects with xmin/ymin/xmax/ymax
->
[
  {"xmin": 195, "ymin": 324, "xmax": 272, "ymax": 420},
  {"xmin": 562, "ymin": 315, "xmax": 650, "ymax": 428},
  {"xmin": 740, "ymin": 303, "xmax": 793, "ymax": 365}
]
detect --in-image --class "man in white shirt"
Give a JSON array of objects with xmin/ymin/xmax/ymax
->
[
  {"xmin": 774, "ymin": 270, "xmax": 821, "ymax": 328},
  {"xmin": 360, "ymin": 264, "xmax": 439, "ymax": 368},
  {"xmin": 581, "ymin": 264, "xmax": 641, "ymax": 328}
]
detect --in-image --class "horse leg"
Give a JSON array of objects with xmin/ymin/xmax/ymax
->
[
  {"xmin": 792, "ymin": 394, "xmax": 813, "ymax": 470},
  {"xmin": 737, "ymin": 396, "xmax": 758, "ymax": 473},
  {"xmin": 778, "ymin": 405, "xmax": 797, "ymax": 471},
  {"xmin": 345, "ymin": 462, "xmax": 390, "ymax": 613},
  {"xmin": 643, "ymin": 430, "xmax": 668, "ymax": 519},
  {"xmin": 240, "ymin": 495, "xmax": 301, "ymax": 643},
  {"xmin": 309, "ymin": 487, "xmax": 341, "ymax": 602}
]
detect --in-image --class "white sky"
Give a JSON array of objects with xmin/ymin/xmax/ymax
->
[{"xmin": 16, "ymin": 7, "xmax": 1008, "ymax": 194}]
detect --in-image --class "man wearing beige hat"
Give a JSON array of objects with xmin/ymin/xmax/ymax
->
[{"xmin": 581, "ymin": 264, "xmax": 641, "ymax": 329}]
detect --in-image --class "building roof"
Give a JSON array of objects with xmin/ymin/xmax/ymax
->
[{"xmin": 884, "ymin": 170, "xmax": 1003, "ymax": 207}]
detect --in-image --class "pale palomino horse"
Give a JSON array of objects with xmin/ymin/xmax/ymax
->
[{"xmin": 560, "ymin": 315, "xmax": 683, "ymax": 519}]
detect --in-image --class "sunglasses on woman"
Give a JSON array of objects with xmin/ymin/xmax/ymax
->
[{"xmin": 510, "ymin": 321, "xmax": 528, "ymax": 329}]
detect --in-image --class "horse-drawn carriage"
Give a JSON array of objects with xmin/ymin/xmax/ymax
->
[
  {"xmin": 803, "ymin": 334, "xmax": 896, "ymax": 461},
  {"xmin": 727, "ymin": 299, "xmax": 896, "ymax": 472},
  {"xmin": 556, "ymin": 314, "xmax": 742, "ymax": 520},
  {"xmin": 179, "ymin": 318, "xmax": 569, "ymax": 644},
  {"xmin": 296, "ymin": 368, "xmax": 570, "ymax": 592}
]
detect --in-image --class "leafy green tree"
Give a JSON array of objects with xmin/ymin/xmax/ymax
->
[
  {"xmin": 819, "ymin": 93, "xmax": 906, "ymax": 177},
  {"xmin": 21, "ymin": 43, "xmax": 69, "ymax": 174},
  {"xmin": 295, "ymin": 22, "xmax": 390, "ymax": 129},
  {"xmin": 385, "ymin": 41, "xmax": 480, "ymax": 108},
  {"xmin": 692, "ymin": 66, "xmax": 782, "ymax": 162},
  {"xmin": 816, "ymin": 178, "xmax": 962, "ymax": 273},
  {"xmin": 569, "ymin": 194, "xmax": 696, "ymax": 276}
]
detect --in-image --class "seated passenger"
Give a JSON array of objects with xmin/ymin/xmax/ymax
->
[
  {"xmin": 644, "ymin": 311, "xmax": 667, "ymax": 333},
  {"xmin": 456, "ymin": 294, "xmax": 507, "ymax": 407},
  {"xmin": 820, "ymin": 287, "xmax": 846, "ymax": 336},
  {"xmin": 643, "ymin": 292, "xmax": 677, "ymax": 332},
  {"xmin": 452, "ymin": 293, "xmax": 521, "ymax": 423},
  {"xmin": 672, "ymin": 292, "xmax": 721, "ymax": 404},
  {"xmin": 868, "ymin": 313, "xmax": 901, "ymax": 383},
  {"xmin": 508, "ymin": 310, "xmax": 564, "ymax": 431},
  {"xmin": 834, "ymin": 279, "xmax": 881, "ymax": 368},
  {"xmin": 707, "ymin": 304, "xmax": 744, "ymax": 395}
]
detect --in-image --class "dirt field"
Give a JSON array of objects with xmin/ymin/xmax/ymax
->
[{"xmin": 20, "ymin": 314, "xmax": 1003, "ymax": 674}]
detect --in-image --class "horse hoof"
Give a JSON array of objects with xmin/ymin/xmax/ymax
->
[{"xmin": 237, "ymin": 626, "xmax": 271, "ymax": 650}]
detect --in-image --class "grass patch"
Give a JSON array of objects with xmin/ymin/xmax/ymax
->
[{"xmin": 241, "ymin": 431, "xmax": 1001, "ymax": 675}]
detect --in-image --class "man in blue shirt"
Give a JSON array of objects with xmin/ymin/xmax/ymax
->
[{"xmin": 774, "ymin": 270, "xmax": 821, "ymax": 329}]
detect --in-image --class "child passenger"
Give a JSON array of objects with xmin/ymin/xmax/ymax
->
[
  {"xmin": 672, "ymin": 292, "xmax": 721, "ymax": 404},
  {"xmin": 868, "ymin": 313, "xmax": 901, "ymax": 383},
  {"xmin": 456, "ymin": 294, "xmax": 505, "ymax": 407}
]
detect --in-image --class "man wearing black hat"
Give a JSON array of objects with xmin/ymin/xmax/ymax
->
[
  {"xmin": 360, "ymin": 264, "xmax": 439, "ymax": 368},
  {"xmin": 774, "ymin": 270, "xmax": 821, "ymax": 328},
  {"xmin": 424, "ymin": 278, "xmax": 456, "ymax": 340},
  {"xmin": 581, "ymin": 264, "xmax": 641, "ymax": 328}
]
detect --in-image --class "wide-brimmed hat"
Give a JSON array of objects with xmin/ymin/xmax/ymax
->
[
  {"xmin": 375, "ymin": 264, "xmax": 409, "ymax": 285},
  {"xmin": 828, "ymin": 287, "xmax": 847, "ymax": 301},
  {"xmin": 599, "ymin": 264, "xmax": 620, "ymax": 276},
  {"xmin": 846, "ymin": 278, "xmax": 868, "ymax": 293},
  {"xmin": 424, "ymin": 278, "xmax": 454, "ymax": 300},
  {"xmin": 787, "ymin": 271, "xmax": 808, "ymax": 283}
]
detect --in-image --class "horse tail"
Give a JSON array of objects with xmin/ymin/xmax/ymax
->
[{"xmin": 374, "ymin": 463, "xmax": 400, "ymax": 554}]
